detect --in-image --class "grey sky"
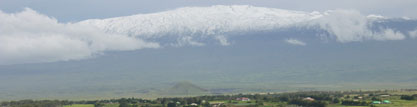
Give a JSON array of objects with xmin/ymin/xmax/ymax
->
[{"xmin": 1, "ymin": 0, "xmax": 416, "ymax": 22}]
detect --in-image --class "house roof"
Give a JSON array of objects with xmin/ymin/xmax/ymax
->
[{"xmin": 372, "ymin": 101, "xmax": 381, "ymax": 104}]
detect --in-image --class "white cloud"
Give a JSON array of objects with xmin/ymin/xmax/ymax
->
[
  {"xmin": 0, "ymin": 8, "xmax": 159, "ymax": 65},
  {"xmin": 171, "ymin": 36, "xmax": 205, "ymax": 47},
  {"xmin": 367, "ymin": 14, "xmax": 386, "ymax": 20},
  {"xmin": 309, "ymin": 10, "xmax": 405, "ymax": 42},
  {"xmin": 285, "ymin": 38, "xmax": 306, "ymax": 46},
  {"xmin": 409, "ymin": 29, "xmax": 417, "ymax": 38},
  {"xmin": 375, "ymin": 29, "xmax": 405, "ymax": 40},
  {"xmin": 215, "ymin": 35, "xmax": 230, "ymax": 46}
]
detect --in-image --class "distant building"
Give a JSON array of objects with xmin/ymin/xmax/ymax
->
[
  {"xmin": 190, "ymin": 103, "xmax": 198, "ymax": 106},
  {"xmin": 380, "ymin": 95, "xmax": 390, "ymax": 97},
  {"xmin": 372, "ymin": 100, "xmax": 391, "ymax": 104},
  {"xmin": 236, "ymin": 97, "xmax": 250, "ymax": 101},
  {"xmin": 303, "ymin": 97, "xmax": 315, "ymax": 101},
  {"xmin": 210, "ymin": 102, "xmax": 224, "ymax": 107},
  {"xmin": 372, "ymin": 101, "xmax": 381, "ymax": 104},
  {"xmin": 258, "ymin": 93, "xmax": 268, "ymax": 95}
]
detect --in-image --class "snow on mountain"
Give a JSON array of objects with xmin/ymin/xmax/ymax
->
[
  {"xmin": 78, "ymin": 5, "xmax": 407, "ymax": 44},
  {"xmin": 79, "ymin": 5, "xmax": 321, "ymax": 38}
]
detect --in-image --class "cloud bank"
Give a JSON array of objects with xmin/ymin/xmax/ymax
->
[
  {"xmin": 0, "ymin": 8, "xmax": 159, "ymax": 65},
  {"xmin": 310, "ymin": 10, "xmax": 405, "ymax": 42},
  {"xmin": 410, "ymin": 29, "xmax": 417, "ymax": 38},
  {"xmin": 0, "ymin": 5, "xmax": 414, "ymax": 65}
]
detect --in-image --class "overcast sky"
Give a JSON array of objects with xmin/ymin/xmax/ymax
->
[{"xmin": 1, "ymin": 0, "xmax": 416, "ymax": 22}]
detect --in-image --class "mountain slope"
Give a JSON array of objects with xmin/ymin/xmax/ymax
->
[
  {"xmin": 159, "ymin": 81, "xmax": 209, "ymax": 95},
  {"xmin": 78, "ymin": 5, "xmax": 413, "ymax": 45}
]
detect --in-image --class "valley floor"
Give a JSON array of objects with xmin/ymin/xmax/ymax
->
[{"xmin": 3, "ymin": 89, "xmax": 417, "ymax": 107}]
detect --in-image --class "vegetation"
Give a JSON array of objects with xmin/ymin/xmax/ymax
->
[
  {"xmin": 400, "ymin": 94, "xmax": 417, "ymax": 100},
  {"xmin": 2, "ymin": 89, "xmax": 417, "ymax": 107}
]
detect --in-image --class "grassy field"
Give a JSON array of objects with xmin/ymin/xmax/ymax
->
[
  {"xmin": 63, "ymin": 104, "xmax": 119, "ymax": 107},
  {"xmin": 63, "ymin": 104, "xmax": 94, "ymax": 107},
  {"xmin": 327, "ymin": 100, "xmax": 417, "ymax": 107},
  {"xmin": 208, "ymin": 96, "xmax": 417, "ymax": 107},
  {"xmin": 375, "ymin": 100, "xmax": 417, "ymax": 107}
]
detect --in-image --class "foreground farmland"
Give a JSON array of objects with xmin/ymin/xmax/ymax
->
[{"xmin": 3, "ymin": 89, "xmax": 417, "ymax": 107}]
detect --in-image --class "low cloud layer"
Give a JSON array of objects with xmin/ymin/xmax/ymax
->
[
  {"xmin": 310, "ymin": 10, "xmax": 406, "ymax": 42},
  {"xmin": 410, "ymin": 29, "xmax": 417, "ymax": 38},
  {"xmin": 0, "ymin": 5, "xmax": 415, "ymax": 65},
  {"xmin": 0, "ymin": 8, "xmax": 159, "ymax": 65}
]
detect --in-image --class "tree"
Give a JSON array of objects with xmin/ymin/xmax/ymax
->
[
  {"xmin": 310, "ymin": 101, "xmax": 327, "ymax": 107},
  {"xmin": 353, "ymin": 96, "xmax": 359, "ymax": 99},
  {"xmin": 332, "ymin": 98, "xmax": 340, "ymax": 104},
  {"xmin": 371, "ymin": 97, "xmax": 380, "ymax": 101},
  {"xmin": 94, "ymin": 102, "xmax": 105, "ymax": 107},
  {"xmin": 279, "ymin": 96, "xmax": 289, "ymax": 102},
  {"xmin": 341, "ymin": 100, "xmax": 368, "ymax": 106},
  {"xmin": 400, "ymin": 95, "xmax": 415, "ymax": 100},
  {"xmin": 167, "ymin": 102, "xmax": 177, "ymax": 107},
  {"xmin": 219, "ymin": 104, "xmax": 227, "ymax": 107},
  {"xmin": 256, "ymin": 100, "xmax": 263, "ymax": 106},
  {"xmin": 119, "ymin": 98, "xmax": 129, "ymax": 107},
  {"xmin": 369, "ymin": 93, "xmax": 374, "ymax": 96},
  {"xmin": 201, "ymin": 101, "xmax": 210, "ymax": 107}
]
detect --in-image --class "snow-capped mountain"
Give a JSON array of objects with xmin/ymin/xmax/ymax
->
[
  {"xmin": 2, "ymin": 5, "xmax": 417, "ymax": 100},
  {"xmin": 78, "ymin": 5, "xmax": 415, "ymax": 45},
  {"xmin": 79, "ymin": 5, "xmax": 321, "ymax": 38},
  {"xmin": 3, "ymin": 5, "xmax": 416, "ymax": 65}
]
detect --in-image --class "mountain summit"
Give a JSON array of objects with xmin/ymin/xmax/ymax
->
[{"xmin": 163, "ymin": 81, "xmax": 209, "ymax": 95}]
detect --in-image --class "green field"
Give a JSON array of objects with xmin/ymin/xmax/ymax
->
[
  {"xmin": 326, "ymin": 100, "xmax": 417, "ymax": 107},
  {"xmin": 63, "ymin": 104, "xmax": 94, "ymax": 107},
  {"xmin": 206, "ymin": 91, "xmax": 417, "ymax": 107},
  {"xmin": 207, "ymin": 99, "xmax": 417, "ymax": 107},
  {"xmin": 64, "ymin": 104, "xmax": 119, "ymax": 107}
]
